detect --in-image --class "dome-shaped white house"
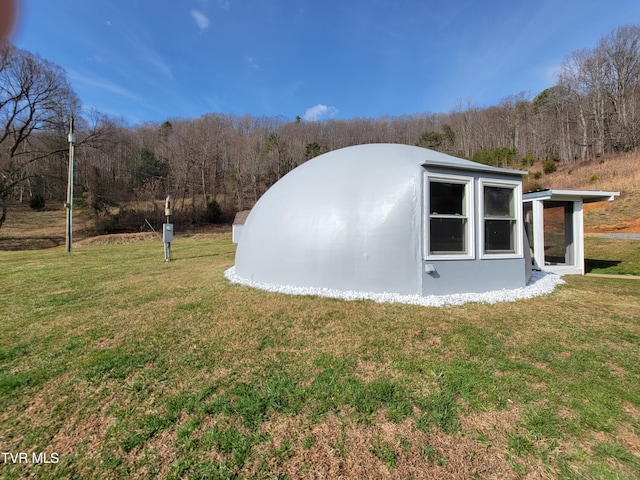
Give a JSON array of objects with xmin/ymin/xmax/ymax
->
[{"xmin": 234, "ymin": 143, "xmax": 530, "ymax": 296}]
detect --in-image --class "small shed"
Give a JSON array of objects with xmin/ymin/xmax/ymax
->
[
  {"xmin": 234, "ymin": 144, "xmax": 531, "ymax": 296},
  {"xmin": 232, "ymin": 210, "xmax": 251, "ymax": 244},
  {"xmin": 523, "ymin": 189, "xmax": 619, "ymax": 275}
]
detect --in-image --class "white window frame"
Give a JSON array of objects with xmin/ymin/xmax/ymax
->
[
  {"xmin": 423, "ymin": 173, "xmax": 475, "ymax": 260},
  {"xmin": 479, "ymin": 179, "xmax": 523, "ymax": 259}
]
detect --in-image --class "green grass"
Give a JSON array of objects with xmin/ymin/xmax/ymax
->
[
  {"xmin": 1, "ymin": 235, "xmax": 639, "ymax": 478},
  {"xmin": 584, "ymin": 235, "xmax": 640, "ymax": 275}
]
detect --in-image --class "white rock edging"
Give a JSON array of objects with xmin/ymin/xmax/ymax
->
[{"xmin": 224, "ymin": 267, "xmax": 564, "ymax": 307}]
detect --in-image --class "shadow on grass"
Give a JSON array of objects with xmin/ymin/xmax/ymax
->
[
  {"xmin": 173, "ymin": 253, "xmax": 223, "ymax": 261},
  {"xmin": 0, "ymin": 235, "xmax": 63, "ymax": 251},
  {"xmin": 585, "ymin": 258, "xmax": 621, "ymax": 273}
]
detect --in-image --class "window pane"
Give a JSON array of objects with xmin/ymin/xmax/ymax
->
[
  {"xmin": 485, "ymin": 220, "xmax": 515, "ymax": 252},
  {"xmin": 430, "ymin": 182, "xmax": 465, "ymax": 215},
  {"xmin": 430, "ymin": 218, "xmax": 466, "ymax": 253},
  {"xmin": 484, "ymin": 186, "xmax": 513, "ymax": 217}
]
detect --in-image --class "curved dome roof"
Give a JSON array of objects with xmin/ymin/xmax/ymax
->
[{"xmin": 234, "ymin": 143, "xmax": 464, "ymax": 294}]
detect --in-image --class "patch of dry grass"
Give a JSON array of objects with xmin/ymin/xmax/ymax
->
[
  {"xmin": 0, "ymin": 203, "xmax": 94, "ymax": 250},
  {"xmin": 542, "ymin": 151, "xmax": 640, "ymax": 194},
  {"xmin": 529, "ymin": 151, "xmax": 640, "ymax": 234}
]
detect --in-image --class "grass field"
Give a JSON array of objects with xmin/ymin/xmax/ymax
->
[
  {"xmin": 1, "ymin": 234, "xmax": 639, "ymax": 479},
  {"xmin": 585, "ymin": 235, "xmax": 640, "ymax": 276}
]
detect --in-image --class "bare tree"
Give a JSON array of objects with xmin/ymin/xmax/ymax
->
[
  {"xmin": 584, "ymin": 50, "xmax": 610, "ymax": 157},
  {"xmin": 598, "ymin": 24, "xmax": 640, "ymax": 151},
  {"xmin": 0, "ymin": 46, "xmax": 80, "ymax": 227},
  {"xmin": 447, "ymin": 100, "xmax": 479, "ymax": 158},
  {"xmin": 558, "ymin": 49, "xmax": 593, "ymax": 161}
]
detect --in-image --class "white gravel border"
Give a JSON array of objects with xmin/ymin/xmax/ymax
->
[{"xmin": 224, "ymin": 267, "xmax": 564, "ymax": 307}]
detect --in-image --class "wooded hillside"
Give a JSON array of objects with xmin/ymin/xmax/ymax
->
[{"xmin": 2, "ymin": 25, "xmax": 639, "ymax": 232}]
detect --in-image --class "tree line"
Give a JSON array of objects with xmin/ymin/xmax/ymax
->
[{"xmin": 1, "ymin": 24, "xmax": 639, "ymax": 231}]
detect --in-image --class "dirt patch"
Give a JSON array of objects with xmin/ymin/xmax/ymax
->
[
  {"xmin": 75, "ymin": 232, "xmax": 161, "ymax": 247},
  {"xmin": 583, "ymin": 191, "xmax": 640, "ymax": 233},
  {"xmin": 182, "ymin": 225, "xmax": 232, "ymax": 237},
  {"xmin": 584, "ymin": 216, "xmax": 640, "ymax": 234}
]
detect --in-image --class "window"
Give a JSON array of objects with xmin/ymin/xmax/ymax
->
[
  {"xmin": 425, "ymin": 175, "xmax": 473, "ymax": 259},
  {"xmin": 481, "ymin": 181, "xmax": 521, "ymax": 257}
]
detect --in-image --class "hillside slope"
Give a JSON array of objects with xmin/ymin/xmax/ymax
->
[{"xmin": 531, "ymin": 151, "xmax": 640, "ymax": 233}]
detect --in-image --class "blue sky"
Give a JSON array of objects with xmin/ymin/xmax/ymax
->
[{"xmin": 13, "ymin": 0, "xmax": 640, "ymax": 125}]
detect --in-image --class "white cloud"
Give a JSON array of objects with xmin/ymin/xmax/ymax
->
[
  {"xmin": 68, "ymin": 69, "xmax": 140, "ymax": 101},
  {"xmin": 218, "ymin": 0, "xmax": 230, "ymax": 10},
  {"xmin": 245, "ymin": 56, "xmax": 259, "ymax": 69},
  {"xmin": 190, "ymin": 9, "xmax": 210, "ymax": 31},
  {"xmin": 303, "ymin": 104, "xmax": 338, "ymax": 121}
]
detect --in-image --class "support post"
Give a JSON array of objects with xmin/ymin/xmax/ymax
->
[
  {"xmin": 532, "ymin": 199, "xmax": 545, "ymax": 270},
  {"xmin": 65, "ymin": 117, "xmax": 75, "ymax": 253},
  {"xmin": 573, "ymin": 201, "xmax": 585, "ymax": 275}
]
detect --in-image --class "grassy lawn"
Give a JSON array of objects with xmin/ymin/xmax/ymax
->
[
  {"xmin": 1, "ymin": 235, "xmax": 639, "ymax": 479},
  {"xmin": 585, "ymin": 235, "xmax": 640, "ymax": 276}
]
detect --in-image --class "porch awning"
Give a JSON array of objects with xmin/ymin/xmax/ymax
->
[{"xmin": 523, "ymin": 189, "xmax": 619, "ymax": 204}]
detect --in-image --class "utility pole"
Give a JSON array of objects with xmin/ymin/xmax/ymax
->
[{"xmin": 65, "ymin": 116, "xmax": 75, "ymax": 253}]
